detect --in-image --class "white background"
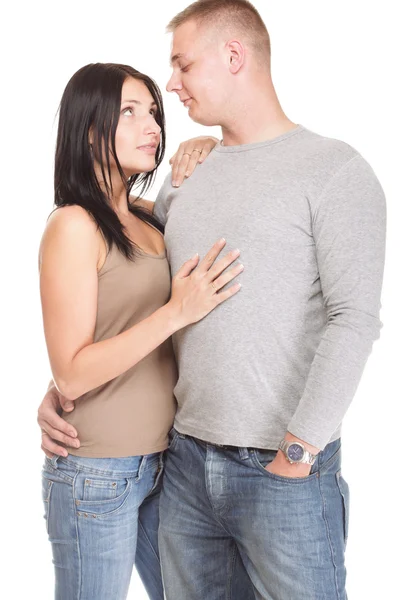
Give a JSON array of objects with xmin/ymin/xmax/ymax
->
[{"xmin": 2, "ymin": 1, "xmax": 399, "ymax": 598}]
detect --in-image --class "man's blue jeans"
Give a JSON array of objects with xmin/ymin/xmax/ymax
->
[
  {"xmin": 159, "ymin": 429, "xmax": 349, "ymax": 600},
  {"xmin": 41, "ymin": 452, "xmax": 164, "ymax": 599}
]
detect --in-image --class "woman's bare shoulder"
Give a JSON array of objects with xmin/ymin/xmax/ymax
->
[
  {"xmin": 47, "ymin": 205, "xmax": 97, "ymax": 229},
  {"xmin": 40, "ymin": 206, "xmax": 99, "ymax": 261}
]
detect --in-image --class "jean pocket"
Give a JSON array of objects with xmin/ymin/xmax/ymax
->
[
  {"xmin": 336, "ymin": 470, "xmax": 350, "ymax": 548},
  {"xmin": 74, "ymin": 472, "xmax": 132, "ymax": 517},
  {"xmin": 251, "ymin": 449, "xmax": 319, "ymax": 484},
  {"xmin": 41, "ymin": 477, "xmax": 53, "ymax": 533},
  {"xmin": 82, "ymin": 477, "xmax": 126, "ymax": 502}
]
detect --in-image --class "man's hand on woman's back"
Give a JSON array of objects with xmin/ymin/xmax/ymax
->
[{"xmin": 37, "ymin": 383, "xmax": 80, "ymax": 457}]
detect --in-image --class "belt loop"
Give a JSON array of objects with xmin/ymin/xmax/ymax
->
[
  {"xmin": 50, "ymin": 455, "xmax": 60, "ymax": 469},
  {"xmin": 239, "ymin": 447, "xmax": 249, "ymax": 460},
  {"xmin": 137, "ymin": 455, "xmax": 147, "ymax": 480}
]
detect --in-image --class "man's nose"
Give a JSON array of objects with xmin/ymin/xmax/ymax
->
[{"xmin": 166, "ymin": 71, "xmax": 182, "ymax": 93}]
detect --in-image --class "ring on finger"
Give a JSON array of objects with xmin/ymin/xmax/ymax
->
[
  {"xmin": 211, "ymin": 281, "xmax": 218, "ymax": 291},
  {"xmin": 192, "ymin": 149, "xmax": 201, "ymax": 153}
]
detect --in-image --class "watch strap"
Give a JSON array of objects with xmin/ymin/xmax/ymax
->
[{"xmin": 279, "ymin": 440, "xmax": 317, "ymax": 465}]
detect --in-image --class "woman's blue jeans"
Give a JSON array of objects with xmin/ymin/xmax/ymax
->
[{"xmin": 41, "ymin": 451, "xmax": 164, "ymax": 599}]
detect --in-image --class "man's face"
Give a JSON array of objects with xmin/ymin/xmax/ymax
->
[{"xmin": 166, "ymin": 20, "xmax": 229, "ymax": 126}]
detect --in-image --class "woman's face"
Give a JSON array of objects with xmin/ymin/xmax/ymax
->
[{"xmin": 113, "ymin": 77, "xmax": 161, "ymax": 178}]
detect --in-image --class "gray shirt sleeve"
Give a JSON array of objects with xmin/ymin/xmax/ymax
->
[
  {"xmin": 287, "ymin": 155, "xmax": 386, "ymax": 449},
  {"xmin": 154, "ymin": 174, "xmax": 173, "ymax": 227}
]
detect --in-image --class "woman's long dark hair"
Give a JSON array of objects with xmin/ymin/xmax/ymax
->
[{"xmin": 54, "ymin": 63, "xmax": 166, "ymax": 260}]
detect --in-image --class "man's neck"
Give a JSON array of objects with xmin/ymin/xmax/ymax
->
[
  {"xmin": 220, "ymin": 77, "xmax": 296, "ymax": 146},
  {"xmin": 221, "ymin": 117, "xmax": 298, "ymax": 147}
]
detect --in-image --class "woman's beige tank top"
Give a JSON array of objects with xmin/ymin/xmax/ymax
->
[{"xmin": 63, "ymin": 243, "xmax": 177, "ymax": 457}]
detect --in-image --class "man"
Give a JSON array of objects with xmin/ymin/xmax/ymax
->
[{"xmin": 39, "ymin": 1, "xmax": 386, "ymax": 598}]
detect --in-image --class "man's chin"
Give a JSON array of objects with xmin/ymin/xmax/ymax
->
[{"xmin": 188, "ymin": 109, "xmax": 218, "ymax": 127}]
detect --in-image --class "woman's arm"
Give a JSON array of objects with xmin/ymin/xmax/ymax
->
[
  {"xmin": 40, "ymin": 207, "xmax": 241, "ymax": 400},
  {"xmin": 40, "ymin": 206, "xmax": 178, "ymax": 400}
]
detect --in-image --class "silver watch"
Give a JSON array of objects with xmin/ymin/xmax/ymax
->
[{"xmin": 278, "ymin": 440, "xmax": 317, "ymax": 465}]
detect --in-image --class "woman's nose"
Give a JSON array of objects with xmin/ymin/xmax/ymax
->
[{"xmin": 144, "ymin": 115, "xmax": 161, "ymax": 135}]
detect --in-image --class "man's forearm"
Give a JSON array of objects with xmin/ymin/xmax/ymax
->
[
  {"xmin": 287, "ymin": 310, "xmax": 382, "ymax": 448},
  {"xmin": 288, "ymin": 154, "xmax": 386, "ymax": 449}
]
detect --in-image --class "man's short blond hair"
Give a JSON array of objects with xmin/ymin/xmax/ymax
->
[{"xmin": 167, "ymin": 0, "xmax": 271, "ymax": 67}]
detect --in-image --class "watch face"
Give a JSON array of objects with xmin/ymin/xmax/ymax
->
[{"xmin": 287, "ymin": 443, "xmax": 305, "ymax": 462}]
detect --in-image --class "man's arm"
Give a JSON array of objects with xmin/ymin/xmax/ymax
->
[
  {"xmin": 153, "ymin": 173, "xmax": 174, "ymax": 227},
  {"xmin": 38, "ymin": 381, "xmax": 80, "ymax": 458},
  {"xmin": 287, "ymin": 154, "xmax": 386, "ymax": 450},
  {"xmin": 266, "ymin": 153, "xmax": 385, "ymax": 477}
]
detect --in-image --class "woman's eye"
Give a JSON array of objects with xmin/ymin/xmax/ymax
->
[
  {"xmin": 123, "ymin": 107, "xmax": 134, "ymax": 116},
  {"xmin": 180, "ymin": 66, "xmax": 189, "ymax": 73},
  {"xmin": 150, "ymin": 109, "xmax": 157, "ymax": 116}
]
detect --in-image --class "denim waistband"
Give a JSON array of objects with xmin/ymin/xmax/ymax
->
[
  {"xmin": 192, "ymin": 436, "xmax": 243, "ymax": 451},
  {"xmin": 45, "ymin": 450, "xmax": 164, "ymax": 479},
  {"xmin": 187, "ymin": 433, "xmax": 341, "ymax": 467}
]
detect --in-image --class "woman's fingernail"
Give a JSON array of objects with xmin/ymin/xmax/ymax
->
[{"xmin": 172, "ymin": 181, "xmax": 178, "ymax": 187}]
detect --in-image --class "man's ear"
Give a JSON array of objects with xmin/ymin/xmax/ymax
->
[{"xmin": 227, "ymin": 40, "xmax": 245, "ymax": 74}]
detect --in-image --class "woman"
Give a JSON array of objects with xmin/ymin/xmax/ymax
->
[{"xmin": 40, "ymin": 62, "xmax": 242, "ymax": 599}]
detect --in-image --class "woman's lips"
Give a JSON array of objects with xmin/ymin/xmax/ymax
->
[{"xmin": 137, "ymin": 145, "xmax": 157, "ymax": 154}]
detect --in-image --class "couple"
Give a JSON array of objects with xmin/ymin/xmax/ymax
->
[{"xmin": 38, "ymin": 1, "xmax": 386, "ymax": 599}]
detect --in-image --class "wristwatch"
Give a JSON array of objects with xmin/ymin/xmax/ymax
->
[{"xmin": 278, "ymin": 440, "xmax": 317, "ymax": 465}]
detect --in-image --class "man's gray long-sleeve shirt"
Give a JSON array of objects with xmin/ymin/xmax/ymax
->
[{"xmin": 154, "ymin": 126, "xmax": 386, "ymax": 450}]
